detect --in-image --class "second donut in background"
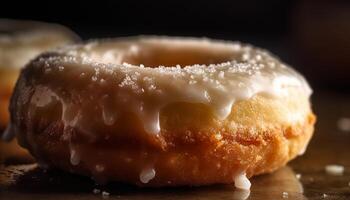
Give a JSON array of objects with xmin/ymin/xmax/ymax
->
[{"xmin": 0, "ymin": 19, "xmax": 80, "ymax": 164}]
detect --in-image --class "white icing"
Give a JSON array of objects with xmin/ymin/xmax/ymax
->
[
  {"xmin": 6, "ymin": 36, "xmax": 312, "ymax": 144},
  {"xmin": 70, "ymin": 148, "xmax": 80, "ymax": 166},
  {"xmin": 234, "ymin": 172, "xmax": 251, "ymax": 190},
  {"xmin": 298, "ymin": 143, "xmax": 308, "ymax": 156},
  {"xmin": 30, "ymin": 86, "xmax": 56, "ymax": 107},
  {"xmin": 139, "ymin": 167, "xmax": 156, "ymax": 183},
  {"xmin": 95, "ymin": 164, "xmax": 105, "ymax": 172},
  {"xmin": 100, "ymin": 95, "xmax": 118, "ymax": 126}
]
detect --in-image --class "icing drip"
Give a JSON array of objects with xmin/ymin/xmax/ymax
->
[
  {"xmin": 100, "ymin": 95, "xmax": 118, "ymax": 126},
  {"xmin": 298, "ymin": 143, "xmax": 308, "ymax": 156},
  {"xmin": 139, "ymin": 109, "xmax": 160, "ymax": 134},
  {"xmin": 234, "ymin": 172, "xmax": 251, "ymax": 190},
  {"xmin": 70, "ymin": 147, "xmax": 80, "ymax": 166},
  {"xmin": 140, "ymin": 167, "xmax": 156, "ymax": 184},
  {"xmin": 95, "ymin": 164, "xmax": 105, "ymax": 172},
  {"xmin": 102, "ymin": 109, "xmax": 117, "ymax": 126}
]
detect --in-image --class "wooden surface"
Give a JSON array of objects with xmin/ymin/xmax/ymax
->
[{"xmin": 1, "ymin": 90, "xmax": 350, "ymax": 200}]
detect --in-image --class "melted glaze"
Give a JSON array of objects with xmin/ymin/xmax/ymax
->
[
  {"xmin": 139, "ymin": 167, "xmax": 156, "ymax": 184},
  {"xmin": 234, "ymin": 172, "xmax": 251, "ymax": 190},
  {"xmin": 15, "ymin": 37, "xmax": 312, "ymax": 137}
]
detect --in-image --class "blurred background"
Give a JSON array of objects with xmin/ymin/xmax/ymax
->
[{"xmin": 2, "ymin": 0, "xmax": 350, "ymax": 91}]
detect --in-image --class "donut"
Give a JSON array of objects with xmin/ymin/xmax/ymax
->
[
  {"xmin": 0, "ymin": 19, "xmax": 80, "ymax": 163},
  {"xmin": 7, "ymin": 36, "xmax": 315, "ymax": 188}
]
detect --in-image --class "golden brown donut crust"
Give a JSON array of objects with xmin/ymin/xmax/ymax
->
[{"xmin": 15, "ymin": 110, "xmax": 314, "ymax": 186}]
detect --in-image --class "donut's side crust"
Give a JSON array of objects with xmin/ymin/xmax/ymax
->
[
  {"xmin": 11, "ymin": 71, "xmax": 315, "ymax": 186},
  {"xmin": 16, "ymin": 112, "xmax": 314, "ymax": 186}
]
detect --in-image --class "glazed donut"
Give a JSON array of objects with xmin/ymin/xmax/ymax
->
[
  {"xmin": 7, "ymin": 36, "xmax": 315, "ymax": 188},
  {"xmin": 0, "ymin": 19, "xmax": 80, "ymax": 163}
]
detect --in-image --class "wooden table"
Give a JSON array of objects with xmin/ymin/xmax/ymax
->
[{"xmin": 1, "ymin": 90, "xmax": 350, "ymax": 200}]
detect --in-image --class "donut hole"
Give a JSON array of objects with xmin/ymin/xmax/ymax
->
[
  {"xmin": 122, "ymin": 44, "xmax": 235, "ymax": 68},
  {"xmin": 94, "ymin": 39, "xmax": 236, "ymax": 68}
]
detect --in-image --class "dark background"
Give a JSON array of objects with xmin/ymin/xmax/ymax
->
[{"xmin": 2, "ymin": 0, "xmax": 350, "ymax": 90}]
